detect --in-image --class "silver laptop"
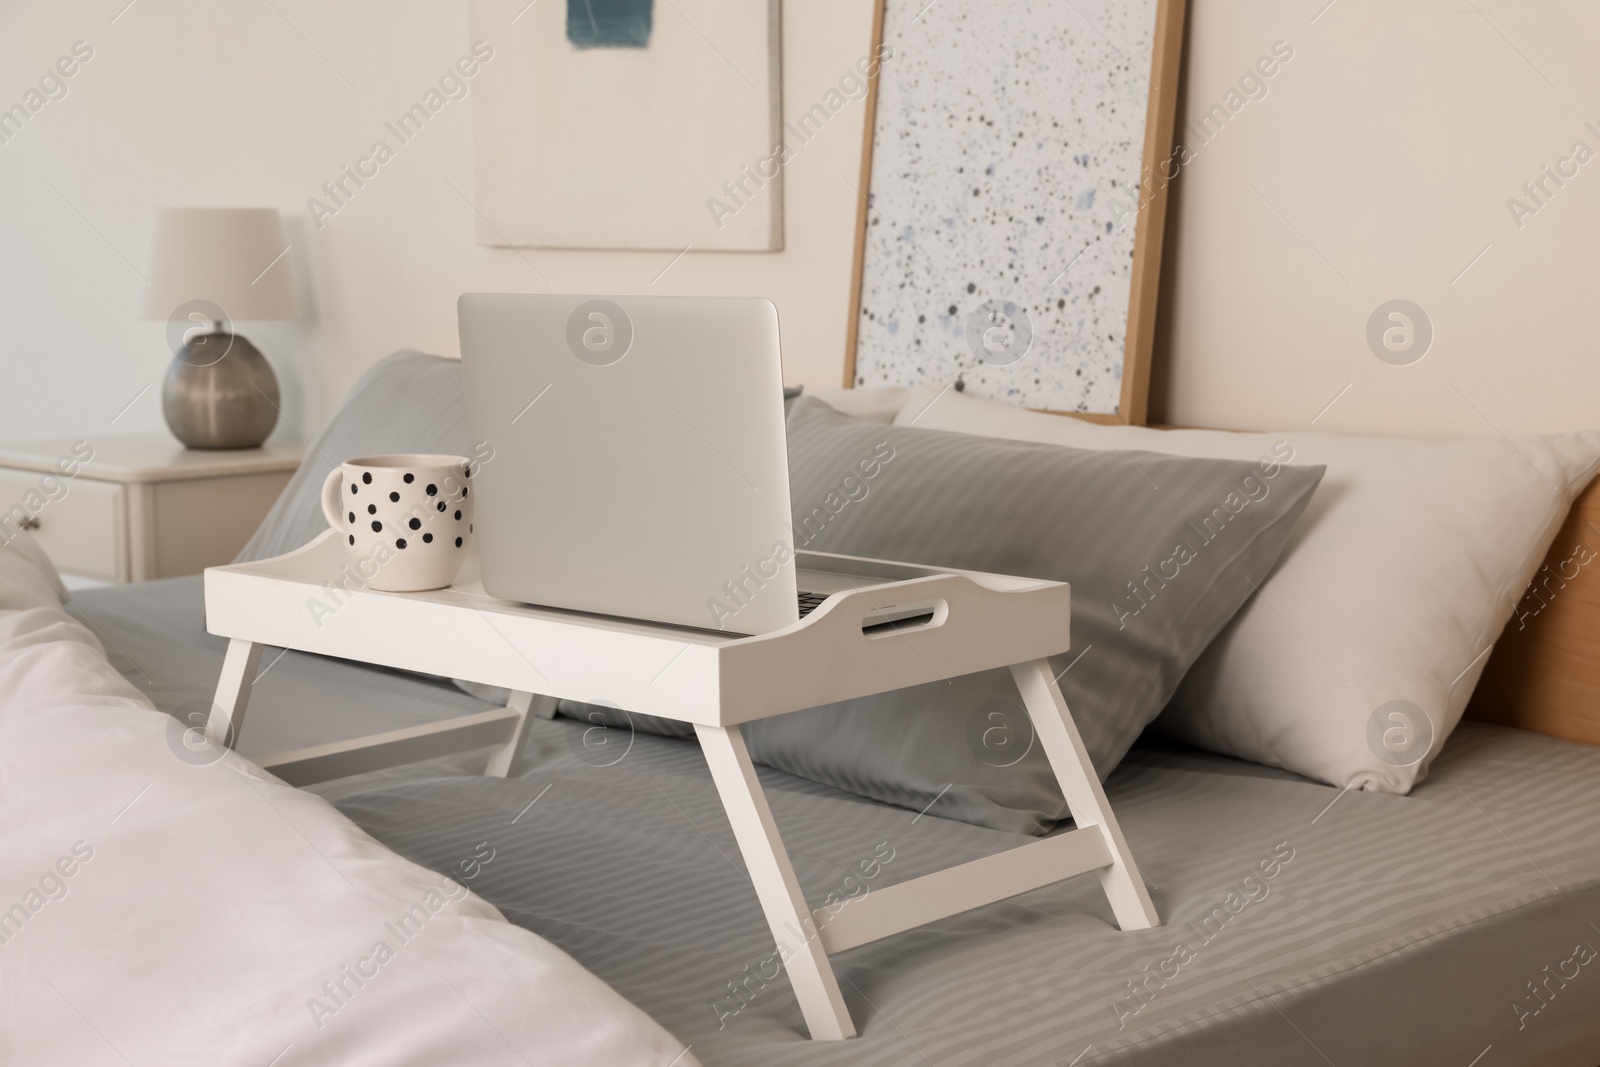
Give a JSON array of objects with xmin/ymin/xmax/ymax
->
[{"xmin": 459, "ymin": 293, "xmax": 899, "ymax": 636}]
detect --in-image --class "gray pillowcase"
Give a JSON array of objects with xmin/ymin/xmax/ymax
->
[
  {"xmin": 244, "ymin": 358, "xmax": 1320, "ymax": 834},
  {"xmin": 738, "ymin": 397, "xmax": 1324, "ymax": 834}
]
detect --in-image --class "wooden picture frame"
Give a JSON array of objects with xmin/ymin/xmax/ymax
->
[{"xmin": 842, "ymin": 0, "xmax": 1188, "ymax": 426}]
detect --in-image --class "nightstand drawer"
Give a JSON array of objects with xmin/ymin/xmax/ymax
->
[
  {"xmin": 0, "ymin": 434, "xmax": 302, "ymax": 584},
  {"xmin": 0, "ymin": 472, "xmax": 125, "ymax": 580}
]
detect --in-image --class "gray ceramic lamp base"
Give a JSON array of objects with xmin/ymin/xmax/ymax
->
[{"xmin": 163, "ymin": 331, "xmax": 280, "ymax": 449}]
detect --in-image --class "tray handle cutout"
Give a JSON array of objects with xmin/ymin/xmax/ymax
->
[{"xmin": 860, "ymin": 598, "xmax": 947, "ymax": 638}]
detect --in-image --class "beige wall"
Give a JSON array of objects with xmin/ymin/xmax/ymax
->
[
  {"xmin": 5, "ymin": 0, "xmax": 1595, "ymax": 445},
  {"xmin": 0, "ymin": 0, "xmax": 874, "ymax": 441},
  {"xmin": 1155, "ymin": 0, "xmax": 1600, "ymax": 437}
]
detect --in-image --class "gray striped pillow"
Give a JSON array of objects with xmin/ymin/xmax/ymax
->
[{"xmin": 741, "ymin": 397, "xmax": 1324, "ymax": 834}]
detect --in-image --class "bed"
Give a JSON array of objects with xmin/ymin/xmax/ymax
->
[
  {"xmin": 9, "ymin": 351, "xmax": 1600, "ymax": 1066},
  {"xmin": 62, "ymin": 569, "xmax": 1600, "ymax": 1067}
]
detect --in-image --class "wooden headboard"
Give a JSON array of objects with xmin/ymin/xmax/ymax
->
[{"xmin": 1466, "ymin": 477, "xmax": 1600, "ymax": 746}]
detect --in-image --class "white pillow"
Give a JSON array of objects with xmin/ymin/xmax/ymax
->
[
  {"xmin": 894, "ymin": 384, "xmax": 1600, "ymax": 793},
  {"xmin": 806, "ymin": 385, "xmax": 911, "ymax": 424}
]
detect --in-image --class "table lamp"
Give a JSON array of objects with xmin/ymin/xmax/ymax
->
[{"xmin": 141, "ymin": 208, "xmax": 297, "ymax": 449}]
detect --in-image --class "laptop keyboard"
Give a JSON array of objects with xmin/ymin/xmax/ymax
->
[{"xmin": 796, "ymin": 590, "xmax": 828, "ymax": 618}]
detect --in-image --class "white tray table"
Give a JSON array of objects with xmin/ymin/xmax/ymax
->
[{"xmin": 203, "ymin": 532, "xmax": 1159, "ymax": 1040}]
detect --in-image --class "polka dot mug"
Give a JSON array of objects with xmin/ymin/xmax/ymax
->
[{"xmin": 320, "ymin": 454, "xmax": 475, "ymax": 591}]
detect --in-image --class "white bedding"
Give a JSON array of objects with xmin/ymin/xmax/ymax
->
[{"xmin": 0, "ymin": 533, "xmax": 697, "ymax": 1067}]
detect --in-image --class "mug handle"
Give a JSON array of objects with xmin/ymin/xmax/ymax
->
[{"xmin": 320, "ymin": 468, "xmax": 345, "ymax": 531}]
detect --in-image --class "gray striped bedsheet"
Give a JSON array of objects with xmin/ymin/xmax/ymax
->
[{"xmin": 73, "ymin": 579, "xmax": 1600, "ymax": 1067}]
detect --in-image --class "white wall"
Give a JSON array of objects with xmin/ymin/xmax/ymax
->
[
  {"xmin": 1157, "ymin": 0, "xmax": 1600, "ymax": 437},
  {"xmin": 6, "ymin": 0, "xmax": 1596, "ymax": 445},
  {"xmin": 0, "ymin": 0, "xmax": 875, "ymax": 442}
]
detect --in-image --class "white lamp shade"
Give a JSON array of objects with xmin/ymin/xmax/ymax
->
[{"xmin": 140, "ymin": 207, "xmax": 297, "ymax": 322}]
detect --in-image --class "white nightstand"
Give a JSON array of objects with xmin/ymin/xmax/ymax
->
[{"xmin": 0, "ymin": 434, "xmax": 302, "ymax": 585}]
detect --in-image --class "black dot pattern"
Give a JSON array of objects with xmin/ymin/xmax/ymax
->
[{"xmin": 341, "ymin": 466, "xmax": 472, "ymax": 569}]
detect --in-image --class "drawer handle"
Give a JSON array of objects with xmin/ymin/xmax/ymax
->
[{"xmin": 18, "ymin": 516, "xmax": 39, "ymax": 530}]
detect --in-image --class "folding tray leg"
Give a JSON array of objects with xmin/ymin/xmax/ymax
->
[
  {"xmin": 483, "ymin": 691, "xmax": 549, "ymax": 777},
  {"xmin": 694, "ymin": 723, "xmax": 857, "ymax": 1041},
  {"xmin": 1010, "ymin": 658, "xmax": 1160, "ymax": 930},
  {"xmin": 206, "ymin": 638, "xmax": 263, "ymax": 749}
]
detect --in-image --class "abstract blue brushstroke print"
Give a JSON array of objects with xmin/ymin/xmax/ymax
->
[{"xmin": 567, "ymin": 0, "xmax": 653, "ymax": 49}]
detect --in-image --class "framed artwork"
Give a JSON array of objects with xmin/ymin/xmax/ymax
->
[
  {"xmin": 844, "ymin": 0, "xmax": 1187, "ymax": 423},
  {"xmin": 468, "ymin": 0, "xmax": 784, "ymax": 251}
]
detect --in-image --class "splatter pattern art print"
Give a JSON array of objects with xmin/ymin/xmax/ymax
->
[{"xmin": 852, "ymin": 0, "xmax": 1160, "ymax": 414}]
